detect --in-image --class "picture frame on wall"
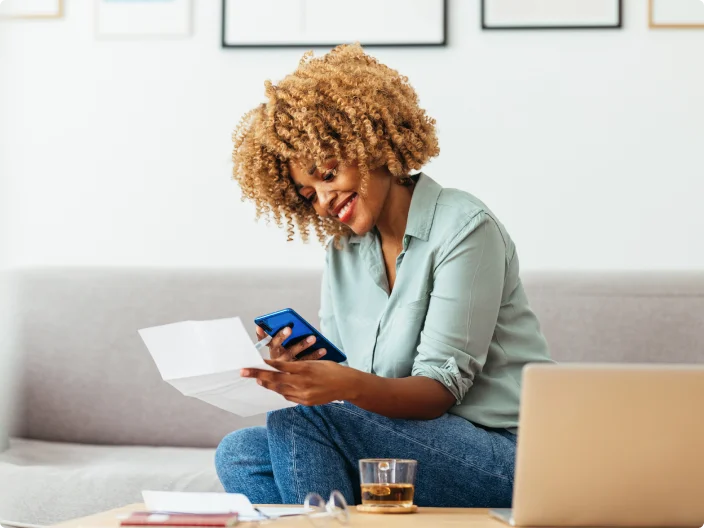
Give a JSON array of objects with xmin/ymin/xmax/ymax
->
[
  {"xmin": 0, "ymin": 0, "xmax": 64, "ymax": 19},
  {"xmin": 222, "ymin": 0, "xmax": 447, "ymax": 48},
  {"xmin": 481, "ymin": 0, "xmax": 622, "ymax": 30},
  {"xmin": 95, "ymin": 0, "xmax": 192, "ymax": 39},
  {"xmin": 649, "ymin": 0, "xmax": 704, "ymax": 29}
]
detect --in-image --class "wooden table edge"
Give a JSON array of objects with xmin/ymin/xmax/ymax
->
[{"xmin": 52, "ymin": 503, "xmax": 500, "ymax": 527}]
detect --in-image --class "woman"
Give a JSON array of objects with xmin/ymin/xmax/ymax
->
[{"xmin": 215, "ymin": 43, "xmax": 552, "ymax": 508}]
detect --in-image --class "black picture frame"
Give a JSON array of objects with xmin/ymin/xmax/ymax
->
[
  {"xmin": 481, "ymin": 0, "xmax": 622, "ymax": 30},
  {"xmin": 221, "ymin": 0, "xmax": 448, "ymax": 48}
]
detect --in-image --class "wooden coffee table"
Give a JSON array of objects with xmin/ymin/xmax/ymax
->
[{"xmin": 53, "ymin": 503, "xmax": 506, "ymax": 527}]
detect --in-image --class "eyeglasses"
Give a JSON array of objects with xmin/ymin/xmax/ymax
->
[
  {"xmin": 303, "ymin": 491, "xmax": 349, "ymax": 527},
  {"xmin": 255, "ymin": 491, "xmax": 349, "ymax": 526}
]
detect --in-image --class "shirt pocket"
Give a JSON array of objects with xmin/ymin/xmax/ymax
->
[
  {"xmin": 399, "ymin": 295, "xmax": 430, "ymax": 320},
  {"xmin": 388, "ymin": 298, "xmax": 430, "ymax": 377},
  {"xmin": 394, "ymin": 296, "xmax": 430, "ymax": 340}
]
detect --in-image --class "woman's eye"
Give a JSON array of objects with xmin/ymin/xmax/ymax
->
[
  {"xmin": 306, "ymin": 193, "xmax": 317, "ymax": 204},
  {"xmin": 322, "ymin": 168, "xmax": 337, "ymax": 182}
]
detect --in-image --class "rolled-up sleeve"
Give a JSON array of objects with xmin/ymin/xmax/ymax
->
[{"xmin": 412, "ymin": 212, "xmax": 506, "ymax": 403}]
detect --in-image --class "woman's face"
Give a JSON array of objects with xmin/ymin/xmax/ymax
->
[{"xmin": 289, "ymin": 159, "xmax": 391, "ymax": 236}]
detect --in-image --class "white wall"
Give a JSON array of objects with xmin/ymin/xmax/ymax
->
[
  {"xmin": 1, "ymin": 0, "xmax": 702, "ymax": 271},
  {"xmin": 0, "ymin": 42, "xmax": 8, "ymax": 269}
]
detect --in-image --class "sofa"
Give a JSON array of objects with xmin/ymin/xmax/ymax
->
[{"xmin": 1, "ymin": 268, "xmax": 703, "ymax": 526}]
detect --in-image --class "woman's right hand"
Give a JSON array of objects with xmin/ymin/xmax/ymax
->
[{"xmin": 255, "ymin": 325, "xmax": 327, "ymax": 362}]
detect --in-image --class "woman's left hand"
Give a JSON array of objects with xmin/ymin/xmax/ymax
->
[{"xmin": 241, "ymin": 360, "xmax": 356, "ymax": 406}]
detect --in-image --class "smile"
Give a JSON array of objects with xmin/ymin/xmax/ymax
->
[{"xmin": 336, "ymin": 194, "xmax": 358, "ymax": 223}]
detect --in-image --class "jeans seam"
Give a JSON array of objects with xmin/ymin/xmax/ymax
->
[
  {"xmin": 330, "ymin": 404, "xmax": 512, "ymax": 484},
  {"xmin": 291, "ymin": 413, "xmax": 302, "ymax": 504}
]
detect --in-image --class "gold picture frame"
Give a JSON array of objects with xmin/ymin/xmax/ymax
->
[
  {"xmin": 0, "ymin": 0, "xmax": 64, "ymax": 20},
  {"xmin": 649, "ymin": 0, "xmax": 704, "ymax": 29}
]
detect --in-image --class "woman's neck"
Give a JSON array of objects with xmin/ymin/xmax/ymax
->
[{"xmin": 375, "ymin": 181, "xmax": 415, "ymax": 247}]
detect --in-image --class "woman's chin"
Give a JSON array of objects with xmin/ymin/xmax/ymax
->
[{"xmin": 346, "ymin": 219, "xmax": 373, "ymax": 236}]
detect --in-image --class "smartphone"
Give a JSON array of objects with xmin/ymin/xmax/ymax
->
[{"xmin": 254, "ymin": 308, "xmax": 347, "ymax": 363}]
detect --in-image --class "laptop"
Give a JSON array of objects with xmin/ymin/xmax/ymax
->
[{"xmin": 490, "ymin": 364, "xmax": 704, "ymax": 527}]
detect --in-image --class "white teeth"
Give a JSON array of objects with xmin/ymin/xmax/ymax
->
[{"xmin": 338, "ymin": 195, "xmax": 355, "ymax": 218}]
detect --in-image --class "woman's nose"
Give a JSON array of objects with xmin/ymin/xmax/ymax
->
[{"xmin": 317, "ymin": 190, "xmax": 336, "ymax": 214}]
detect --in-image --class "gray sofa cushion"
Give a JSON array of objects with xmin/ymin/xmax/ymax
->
[
  {"xmin": 4, "ymin": 268, "xmax": 322, "ymax": 447},
  {"xmin": 525, "ymin": 272, "xmax": 704, "ymax": 364},
  {"xmin": 0, "ymin": 438, "xmax": 221, "ymax": 526}
]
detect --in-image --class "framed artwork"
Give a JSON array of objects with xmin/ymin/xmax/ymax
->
[
  {"xmin": 0, "ymin": 0, "xmax": 64, "ymax": 19},
  {"xmin": 95, "ymin": 0, "xmax": 192, "ymax": 38},
  {"xmin": 650, "ymin": 0, "xmax": 704, "ymax": 29},
  {"xmin": 222, "ymin": 0, "xmax": 447, "ymax": 48},
  {"xmin": 481, "ymin": 0, "xmax": 622, "ymax": 30}
]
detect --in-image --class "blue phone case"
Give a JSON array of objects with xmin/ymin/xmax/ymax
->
[{"xmin": 254, "ymin": 308, "xmax": 347, "ymax": 363}]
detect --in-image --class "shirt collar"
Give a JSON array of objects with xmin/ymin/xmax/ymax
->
[{"xmin": 349, "ymin": 172, "xmax": 442, "ymax": 244}]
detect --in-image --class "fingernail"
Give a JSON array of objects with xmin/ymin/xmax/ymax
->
[
  {"xmin": 241, "ymin": 369, "xmax": 250, "ymax": 377},
  {"xmin": 283, "ymin": 327, "xmax": 291, "ymax": 336},
  {"xmin": 257, "ymin": 380, "xmax": 262, "ymax": 386},
  {"xmin": 319, "ymin": 349, "xmax": 326, "ymax": 356},
  {"xmin": 306, "ymin": 336, "xmax": 316, "ymax": 343}
]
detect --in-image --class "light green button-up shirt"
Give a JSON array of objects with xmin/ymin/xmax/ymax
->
[{"xmin": 319, "ymin": 173, "xmax": 553, "ymax": 431}]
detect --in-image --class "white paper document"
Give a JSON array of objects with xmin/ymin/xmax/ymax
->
[
  {"xmin": 138, "ymin": 317, "xmax": 296, "ymax": 416},
  {"xmin": 141, "ymin": 491, "xmax": 309, "ymax": 521}
]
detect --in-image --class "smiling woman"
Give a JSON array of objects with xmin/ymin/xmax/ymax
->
[
  {"xmin": 230, "ymin": 43, "xmax": 439, "ymax": 244},
  {"xmin": 217, "ymin": 43, "xmax": 553, "ymax": 509}
]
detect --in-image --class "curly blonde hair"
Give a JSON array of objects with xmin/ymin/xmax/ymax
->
[{"xmin": 231, "ymin": 43, "xmax": 440, "ymax": 245}]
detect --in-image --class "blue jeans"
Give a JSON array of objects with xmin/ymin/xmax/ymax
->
[{"xmin": 215, "ymin": 402, "xmax": 516, "ymax": 507}]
